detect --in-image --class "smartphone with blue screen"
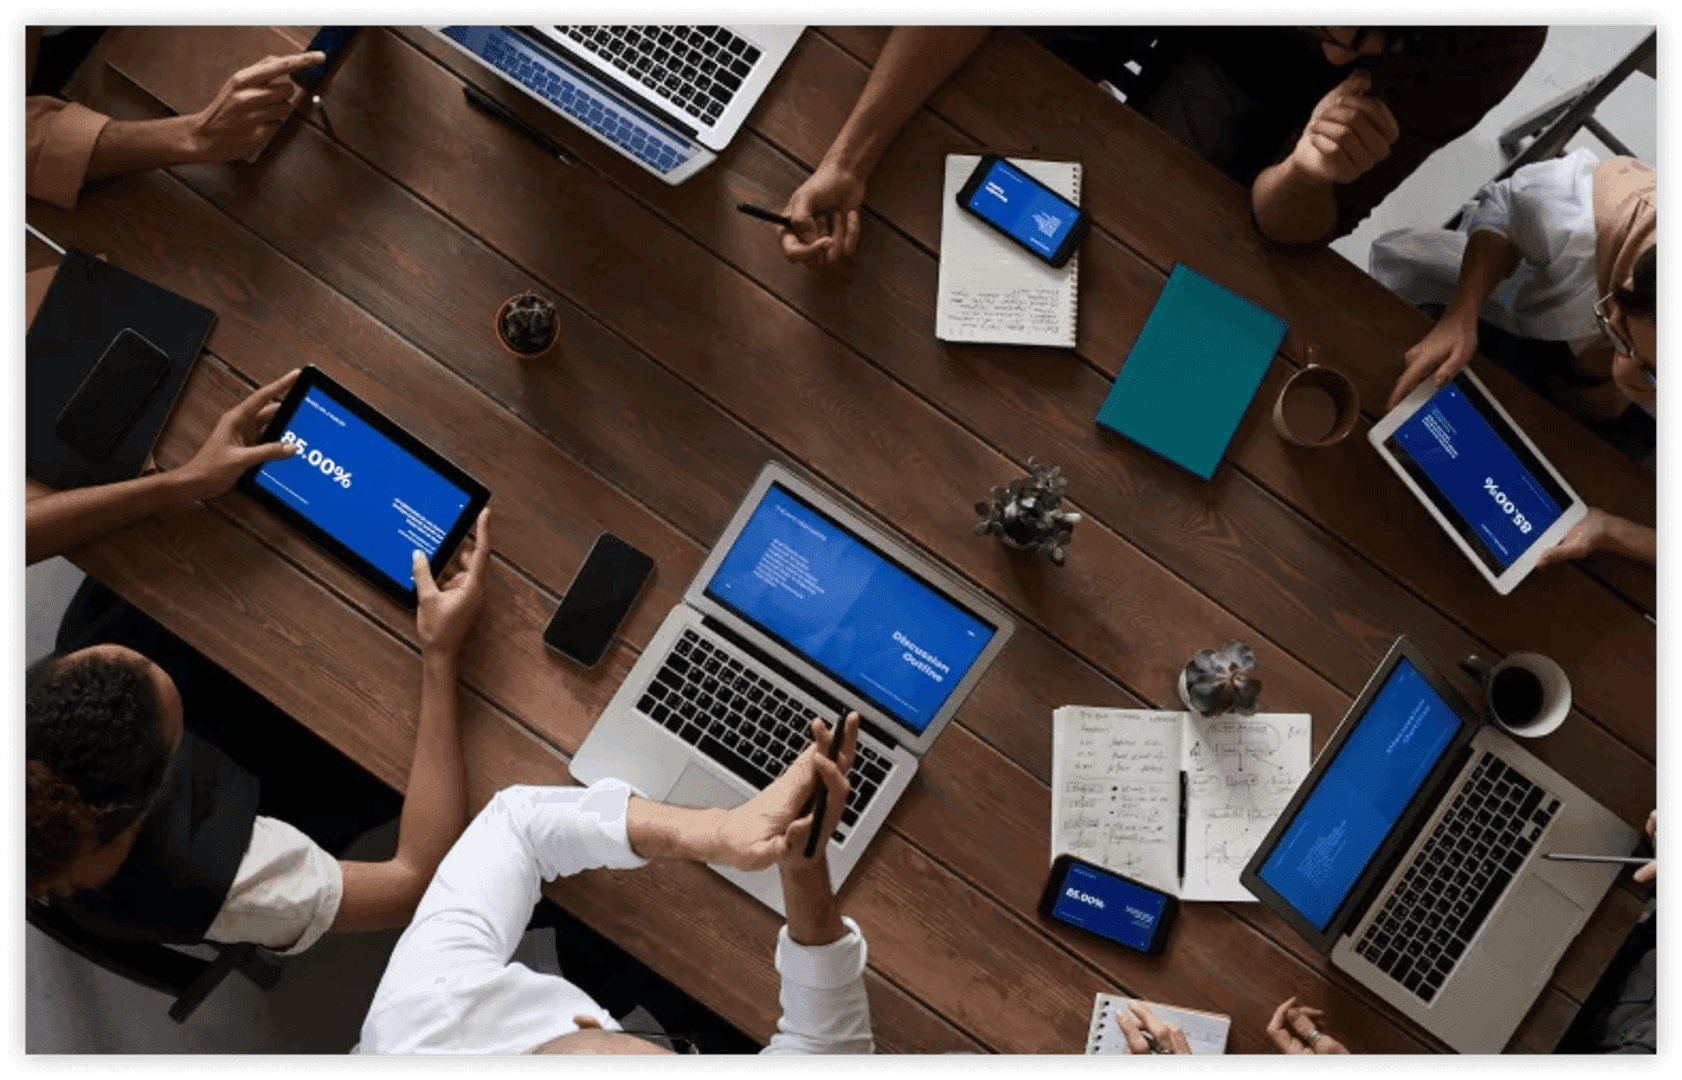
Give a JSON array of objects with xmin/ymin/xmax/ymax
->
[
  {"xmin": 956, "ymin": 154, "xmax": 1090, "ymax": 268},
  {"xmin": 293, "ymin": 27, "xmax": 360, "ymax": 92},
  {"xmin": 1039, "ymin": 854, "xmax": 1178, "ymax": 955}
]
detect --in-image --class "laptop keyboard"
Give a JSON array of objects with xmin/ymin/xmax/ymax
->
[
  {"xmin": 557, "ymin": 26, "xmax": 762, "ymax": 127},
  {"xmin": 1353, "ymin": 752, "xmax": 1560, "ymax": 1003},
  {"xmin": 636, "ymin": 628, "xmax": 893, "ymax": 843},
  {"xmin": 441, "ymin": 27, "xmax": 696, "ymax": 176}
]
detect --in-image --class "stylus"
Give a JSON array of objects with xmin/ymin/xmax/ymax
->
[
  {"xmin": 801, "ymin": 713, "xmax": 850, "ymax": 859},
  {"xmin": 735, "ymin": 202, "xmax": 795, "ymax": 228},
  {"xmin": 1542, "ymin": 853, "xmax": 1652, "ymax": 865},
  {"xmin": 463, "ymin": 84, "xmax": 575, "ymax": 166}
]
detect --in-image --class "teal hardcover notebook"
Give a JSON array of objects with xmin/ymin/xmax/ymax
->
[{"xmin": 1096, "ymin": 264, "xmax": 1288, "ymax": 480}]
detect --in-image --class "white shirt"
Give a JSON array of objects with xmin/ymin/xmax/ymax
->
[
  {"xmin": 203, "ymin": 815, "xmax": 342, "ymax": 955},
  {"xmin": 356, "ymin": 780, "xmax": 874, "ymax": 1054},
  {"xmin": 1369, "ymin": 148, "xmax": 1605, "ymax": 351}
]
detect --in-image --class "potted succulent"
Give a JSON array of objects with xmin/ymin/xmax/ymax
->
[
  {"xmin": 495, "ymin": 291, "xmax": 559, "ymax": 358},
  {"xmin": 1178, "ymin": 642, "xmax": 1262, "ymax": 717},
  {"xmin": 973, "ymin": 458, "xmax": 1081, "ymax": 566}
]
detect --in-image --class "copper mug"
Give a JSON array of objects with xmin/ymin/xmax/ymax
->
[{"xmin": 1273, "ymin": 364, "xmax": 1359, "ymax": 448}]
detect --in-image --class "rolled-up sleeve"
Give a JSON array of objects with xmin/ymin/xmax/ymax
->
[
  {"xmin": 27, "ymin": 97, "xmax": 110, "ymax": 210},
  {"xmin": 203, "ymin": 815, "xmax": 342, "ymax": 956},
  {"xmin": 762, "ymin": 917, "xmax": 874, "ymax": 1054}
]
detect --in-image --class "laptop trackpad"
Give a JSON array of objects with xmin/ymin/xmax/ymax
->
[
  {"xmin": 667, "ymin": 762, "xmax": 750, "ymax": 811},
  {"xmin": 1478, "ymin": 877, "xmax": 1582, "ymax": 984}
]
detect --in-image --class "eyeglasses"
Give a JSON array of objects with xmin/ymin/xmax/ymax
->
[
  {"xmin": 615, "ymin": 1027, "xmax": 702, "ymax": 1054},
  {"xmin": 1593, "ymin": 290, "xmax": 1657, "ymax": 388}
]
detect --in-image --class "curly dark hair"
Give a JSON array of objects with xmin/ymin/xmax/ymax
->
[
  {"xmin": 26, "ymin": 652, "xmax": 176, "ymax": 895},
  {"xmin": 1615, "ymin": 245, "xmax": 1657, "ymax": 322}
]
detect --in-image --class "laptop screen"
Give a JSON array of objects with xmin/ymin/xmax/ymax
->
[
  {"xmin": 703, "ymin": 482, "xmax": 997, "ymax": 736},
  {"xmin": 1255, "ymin": 657, "xmax": 1461, "ymax": 931},
  {"xmin": 1383, "ymin": 375, "xmax": 1570, "ymax": 573}
]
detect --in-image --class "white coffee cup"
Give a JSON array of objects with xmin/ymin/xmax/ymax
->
[{"xmin": 1460, "ymin": 651, "xmax": 1571, "ymax": 738}]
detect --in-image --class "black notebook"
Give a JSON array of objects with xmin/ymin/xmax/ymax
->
[{"xmin": 26, "ymin": 250, "xmax": 216, "ymax": 489}]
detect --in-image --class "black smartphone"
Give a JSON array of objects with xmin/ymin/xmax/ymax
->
[
  {"xmin": 54, "ymin": 328, "xmax": 173, "ymax": 458},
  {"xmin": 1039, "ymin": 854, "xmax": 1179, "ymax": 955},
  {"xmin": 955, "ymin": 153, "xmax": 1091, "ymax": 268},
  {"xmin": 293, "ymin": 27, "xmax": 360, "ymax": 92},
  {"xmin": 542, "ymin": 533, "xmax": 656, "ymax": 667}
]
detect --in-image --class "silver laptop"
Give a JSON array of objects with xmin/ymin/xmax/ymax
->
[
  {"xmin": 571, "ymin": 461, "xmax": 1015, "ymax": 913},
  {"xmin": 429, "ymin": 25, "xmax": 802, "ymax": 184},
  {"xmin": 1241, "ymin": 638, "xmax": 1638, "ymax": 1053}
]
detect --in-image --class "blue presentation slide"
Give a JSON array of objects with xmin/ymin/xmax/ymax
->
[
  {"xmin": 1051, "ymin": 862, "xmax": 1167, "ymax": 951},
  {"xmin": 1258, "ymin": 659, "xmax": 1461, "ymax": 930},
  {"xmin": 254, "ymin": 386, "xmax": 473, "ymax": 589},
  {"xmin": 1391, "ymin": 383, "xmax": 1565, "ymax": 568},
  {"xmin": 966, "ymin": 158, "xmax": 1079, "ymax": 258},
  {"xmin": 706, "ymin": 485, "xmax": 994, "ymax": 734}
]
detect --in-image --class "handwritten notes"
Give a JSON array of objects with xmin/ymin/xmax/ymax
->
[
  {"xmin": 935, "ymin": 154, "xmax": 1080, "ymax": 347},
  {"xmin": 1051, "ymin": 708, "xmax": 1312, "ymax": 902},
  {"xmin": 1087, "ymin": 994, "xmax": 1231, "ymax": 1055}
]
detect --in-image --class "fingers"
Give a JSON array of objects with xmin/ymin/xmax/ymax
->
[
  {"xmin": 240, "ymin": 367, "xmax": 302, "ymax": 419},
  {"xmin": 1131, "ymin": 1001, "xmax": 1184, "ymax": 1053},
  {"xmin": 1287, "ymin": 1003, "xmax": 1324, "ymax": 1050},
  {"xmin": 838, "ymin": 208, "xmax": 862, "ymax": 259},
  {"xmin": 1112, "ymin": 1000, "xmax": 1152, "ymax": 1054},
  {"xmin": 412, "ymin": 550, "xmax": 438, "ymax": 597},
  {"xmin": 232, "ymin": 51, "xmax": 326, "ymax": 89},
  {"xmin": 1534, "ymin": 537, "xmax": 1585, "ymax": 569},
  {"xmin": 1634, "ymin": 860, "xmax": 1655, "ymax": 884},
  {"xmin": 246, "ymin": 439, "xmax": 298, "ymax": 466},
  {"xmin": 780, "ymin": 229, "xmax": 834, "ymax": 264},
  {"xmin": 1266, "ymin": 997, "xmax": 1304, "ymax": 1053},
  {"xmin": 465, "ymin": 507, "xmax": 493, "ymax": 579},
  {"xmin": 1646, "ymin": 810, "xmax": 1657, "ymax": 839}
]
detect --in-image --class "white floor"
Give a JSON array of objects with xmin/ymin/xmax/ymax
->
[{"xmin": 22, "ymin": 23, "xmax": 1656, "ymax": 1054}]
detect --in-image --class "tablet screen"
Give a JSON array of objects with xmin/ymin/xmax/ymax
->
[
  {"xmin": 252, "ymin": 384, "xmax": 475, "ymax": 591},
  {"xmin": 1383, "ymin": 376, "xmax": 1570, "ymax": 574}
]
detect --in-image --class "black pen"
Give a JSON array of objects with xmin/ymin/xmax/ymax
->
[
  {"xmin": 462, "ymin": 83, "xmax": 574, "ymax": 166},
  {"xmin": 736, "ymin": 202, "xmax": 794, "ymax": 228},
  {"xmin": 802, "ymin": 713, "xmax": 851, "ymax": 858},
  {"xmin": 1177, "ymin": 771, "xmax": 1188, "ymax": 884}
]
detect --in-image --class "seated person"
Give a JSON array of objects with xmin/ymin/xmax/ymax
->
[
  {"xmin": 775, "ymin": 26, "xmax": 1545, "ymax": 262},
  {"xmin": 1372, "ymin": 153, "xmax": 1656, "ymax": 567},
  {"xmin": 1113, "ymin": 996, "xmax": 1349, "ymax": 1055},
  {"xmin": 358, "ymin": 717, "xmax": 872, "ymax": 1055},
  {"xmin": 27, "ymin": 369, "xmax": 492, "ymax": 955},
  {"xmin": 27, "ymin": 26, "xmax": 323, "ymax": 211}
]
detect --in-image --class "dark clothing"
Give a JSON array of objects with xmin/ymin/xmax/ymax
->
[
  {"xmin": 53, "ymin": 730, "xmax": 260, "ymax": 945},
  {"xmin": 1029, "ymin": 27, "xmax": 1548, "ymax": 240}
]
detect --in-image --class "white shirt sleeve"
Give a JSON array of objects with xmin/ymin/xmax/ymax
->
[
  {"xmin": 761, "ymin": 917, "xmax": 874, "ymax": 1054},
  {"xmin": 202, "ymin": 815, "xmax": 342, "ymax": 955}
]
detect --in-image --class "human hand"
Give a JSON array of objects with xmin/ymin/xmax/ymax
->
[
  {"xmin": 1266, "ymin": 997, "xmax": 1349, "ymax": 1054},
  {"xmin": 1114, "ymin": 1000, "xmax": 1191, "ymax": 1054},
  {"xmin": 778, "ymin": 160, "xmax": 866, "ymax": 267},
  {"xmin": 178, "ymin": 368, "xmax": 301, "ymax": 498},
  {"xmin": 1289, "ymin": 69, "xmax": 1400, "ymax": 187},
  {"xmin": 414, "ymin": 507, "xmax": 492, "ymax": 654},
  {"xmin": 184, "ymin": 52, "xmax": 324, "ymax": 163},
  {"xmin": 1534, "ymin": 508, "xmax": 1611, "ymax": 569},
  {"xmin": 1634, "ymin": 810, "xmax": 1656, "ymax": 884},
  {"xmin": 1387, "ymin": 312, "xmax": 1478, "ymax": 411},
  {"xmin": 710, "ymin": 713, "xmax": 858, "ymax": 871}
]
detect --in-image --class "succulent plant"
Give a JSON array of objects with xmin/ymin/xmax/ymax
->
[
  {"xmin": 974, "ymin": 458, "xmax": 1081, "ymax": 566},
  {"xmin": 498, "ymin": 292, "xmax": 558, "ymax": 355},
  {"xmin": 1179, "ymin": 642, "xmax": 1261, "ymax": 717}
]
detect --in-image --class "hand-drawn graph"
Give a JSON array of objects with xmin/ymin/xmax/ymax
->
[{"xmin": 1181, "ymin": 714, "xmax": 1311, "ymax": 900}]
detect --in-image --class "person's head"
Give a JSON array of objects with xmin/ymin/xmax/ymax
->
[
  {"xmin": 529, "ymin": 1015, "xmax": 683, "ymax": 1055},
  {"xmin": 1602, "ymin": 244, "xmax": 1656, "ymax": 399},
  {"xmin": 26, "ymin": 645, "xmax": 185, "ymax": 903},
  {"xmin": 1308, "ymin": 27, "xmax": 1430, "ymax": 67}
]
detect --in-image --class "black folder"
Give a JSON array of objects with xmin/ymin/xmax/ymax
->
[{"xmin": 26, "ymin": 250, "xmax": 215, "ymax": 490}]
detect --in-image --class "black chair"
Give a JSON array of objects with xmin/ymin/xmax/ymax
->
[
  {"xmin": 27, "ymin": 903, "xmax": 283, "ymax": 1023},
  {"xmin": 1492, "ymin": 30, "xmax": 1656, "ymax": 184}
]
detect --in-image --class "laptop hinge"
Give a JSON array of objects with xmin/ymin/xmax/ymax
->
[{"xmin": 698, "ymin": 614, "xmax": 897, "ymax": 749}]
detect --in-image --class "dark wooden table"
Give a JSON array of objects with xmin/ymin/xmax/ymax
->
[{"xmin": 28, "ymin": 26, "xmax": 1655, "ymax": 1054}]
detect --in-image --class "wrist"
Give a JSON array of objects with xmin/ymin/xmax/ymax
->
[
  {"xmin": 421, "ymin": 644, "xmax": 461, "ymax": 672},
  {"xmin": 1253, "ymin": 157, "xmax": 1335, "ymax": 244},
  {"xmin": 626, "ymin": 797, "xmax": 728, "ymax": 862},
  {"xmin": 162, "ymin": 463, "xmax": 215, "ymax": 504}
]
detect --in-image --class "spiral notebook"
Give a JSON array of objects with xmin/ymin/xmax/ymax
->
[
  {"xmin": 936, "ymin": 154, "xmax": 1080, "ymax": 347},
  {"xmin": 1087, "ymin": 993, "xmax": 1230, "ymax": 1054}
]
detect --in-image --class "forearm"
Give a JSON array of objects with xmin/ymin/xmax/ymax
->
[
  {"xmin": 26, "ymin": 469, "xmax": 198, "ymax": 564},
  {"xmin": 625, "ymin": 796, "xmax": 728, "ymax": 862},
  {"xmin": 85, "ymin": 114, "xmax": 204, "ymax": 180},
  {"xmin": 1441, "ymin": 230, "xmax": 1522, "ymax": 325},
  {"xmin": 391, "ymin": 649, "xmax": 468, "ymax": 877},
  {"xmin": 822, "ymin": 26, "xmax": 990, "ymax": 178},
  {"xmin": 1252, "ymin": 157, "xmax": 1338, "ymax": 245},
  {"xmin": 1600, "ymin": 516, "xmax": 1656, "ymax": 565},
  {"xmin": 780, "ymin": 861, "xmax": 847, "ymax": 947}
]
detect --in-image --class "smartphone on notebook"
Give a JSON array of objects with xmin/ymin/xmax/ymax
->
[
  {"xmin": 956, "ymin": 153, "xmax": 1090, "ymax": 268},
  {"xmin": 1040, "ymin": 854, "xmax": 1179, "ymax": 955},
  {"xmin": 543, "ymin": 532, "xmax": 656, "ymax": 667},
  {"xmin": 55, "ymin": 328, "xmax": 173, "ymax": 458}
]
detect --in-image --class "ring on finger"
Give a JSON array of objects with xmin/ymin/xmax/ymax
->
[{"xmin": 1308, "ymin": 1028, "xmax": 1322, "ymax": 1045}]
